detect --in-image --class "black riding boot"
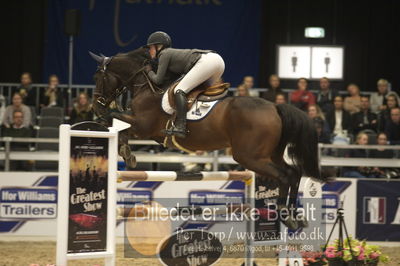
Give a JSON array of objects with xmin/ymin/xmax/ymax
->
[{"xmin": 169, "ymin": 90, "xmax": 188, "ymax": 138}]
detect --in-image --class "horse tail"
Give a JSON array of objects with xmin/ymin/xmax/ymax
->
[{"xmin": 275, "ymin": 104, "xmax": 325, "ymax": 182}]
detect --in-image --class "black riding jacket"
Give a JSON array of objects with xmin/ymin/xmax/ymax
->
[{"xmin": 147, "ymin": 48, "xmax": 211, "ymax": 85}]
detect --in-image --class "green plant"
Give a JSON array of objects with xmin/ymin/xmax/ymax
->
[{"xmin": 324, "ymin": 237, "xmax": 389, "ymax": 265}]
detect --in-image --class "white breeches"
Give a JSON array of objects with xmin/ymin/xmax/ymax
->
[{"xmin": 174, "ymin": 53, "xmax": 225, "ymax": 93}]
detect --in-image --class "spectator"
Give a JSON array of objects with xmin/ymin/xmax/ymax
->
[
  {"xmin": 0, "ymin": 94, "xmax": 5, "ymax": 125},
  {"xmin": 384, "ymin": 107, "xmax": 400, "ymax": 144},
  {"xmin": 70, "ymin": 93, "xmax": 94, "ymax": 124},
  {"xmin": 351, "ymin": 95, "xmax": 378, "ymax": 135},
  {"xmin": 241, "ymin": 76, "xmax": 258, "ymax": 97},
  {"xmin": 370, "ymin": 79, "xmax": 400, "ymax": 114},
  {"xmin": 2, "ymin": 110, "xmax": 33, "ymax": 150},
  {"xmin": 290, "ymin": 78, "xmax": 315, "ymax": 111},
  {"xmin": 1, "ymin": 110, "xmax": 33, "ymax": 171},
  {"xmin": 275, "ymin": 93, "xmax": 287, "ymax": 105},
  {"xmin": 261, "ymin": 74, "xmax": 284, "ymax": 102},
  {"xmin": 370, "ymin": 133, "xmax": 393, "ymax": 158},
  {"xmin": 344, "ymin": 83, "xmax": 362, "ymax": 114},
  {"xmin": 41, "ymin": 74, "xmax": 67, "ymax": 109},
  {"xmin": 313, "ymin": 117, "xmax": 331, "ymax": 144},
  {"xmin": 342, "ymin": 132, "xmax": 370, "ymax": 178},
  {"xmin": 236, "ymin": 84, "xmax": 250, "ymax": 97},
  {"xmin": 326, "ymin": 96, "xmax": 352, "ymax": 136},
  {"xmin": 369, "ymin": 133, "xmax": 397, "ymax": 178},
  {"xmin": 316, "ymin": 77, "xmax": 338, "ymax": 115},
  {"xmin": 378, "ymin": 94, "xmax": 399, "ymax": 131},
  {"xmin": 12, "ymin": 72, "xmax": 37, "ymax": 107},
  {"xmin": 307, "ymin": 104, "xmax": 330, "ymax": 134},
  {"xmin": 2, "ymin": 93, "xmax": 32, "ymax": 128}
]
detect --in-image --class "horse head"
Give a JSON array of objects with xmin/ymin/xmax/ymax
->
[{"xmin": 89, "ymin": 48, "xmax": 150, "ymax": 119}]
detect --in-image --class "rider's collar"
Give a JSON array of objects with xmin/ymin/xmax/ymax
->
[{"xmin": 156, "ymin": 47, "xmax": 167, "ymax": 57}]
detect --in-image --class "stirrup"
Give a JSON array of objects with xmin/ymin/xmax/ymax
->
[{"xmin": 163, "ymin": 126, "xmax": 187, "ymax": 138}]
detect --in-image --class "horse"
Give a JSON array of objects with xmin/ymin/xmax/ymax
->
[{"xmin": 89, "ymin": 47, "xmax": 326, "ymax": 229}]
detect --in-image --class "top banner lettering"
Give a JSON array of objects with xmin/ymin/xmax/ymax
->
[{"xmin": 44, "ymin": 0, "xmax": 261, "ymax": 85}]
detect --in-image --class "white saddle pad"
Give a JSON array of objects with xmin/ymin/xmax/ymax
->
[{"xmin": 161, "ymin": 92, "xmax": 219, "ymax": 121}]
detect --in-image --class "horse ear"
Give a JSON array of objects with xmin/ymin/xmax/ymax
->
[{"xmin": 89, "ymin": 51, "xmax": 103, "ymax": 64}]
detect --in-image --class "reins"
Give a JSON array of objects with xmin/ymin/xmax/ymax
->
[{"xmin": 95, "ymin": 60, "xmax": 163, "ymax": 109}]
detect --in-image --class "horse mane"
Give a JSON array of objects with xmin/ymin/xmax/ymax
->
[{"xmin": 117, "ymin": 47, "xmax": 149, "ymax": 63}]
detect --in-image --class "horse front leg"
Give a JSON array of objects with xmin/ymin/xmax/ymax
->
[
  {"xmin": 118, "ymin": 129, "xmax": 137, "ymax": 169},
  {"xmin": 110, "ymin": 112, "xmax": 138, "ymax": 169}
]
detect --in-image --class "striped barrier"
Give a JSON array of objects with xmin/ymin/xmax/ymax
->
[{"xmin": 116, "ymin": 170, "xmax": 253, "ymax": 182}]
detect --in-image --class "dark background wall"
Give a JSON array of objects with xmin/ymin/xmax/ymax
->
[
  {"xmin": 259, "ymin": 0, "xmax": 400, "ymax": 91},
  {"xmin": 0, "ymin": 0, "xmax": 47, "ymax": 83},
  {"xmin": 1, "ymin": 0, "xmax": 399, "ymax": 93}
]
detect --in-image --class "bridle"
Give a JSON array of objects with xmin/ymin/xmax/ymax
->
[{"xmin": 94, "ymin": 56, "xmax": 162, "ymax": 110}]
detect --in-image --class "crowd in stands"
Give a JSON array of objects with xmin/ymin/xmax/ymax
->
[
  {"xmin": 235, "ymin": 74, "xmax": 400, "ymax": 178},
  {"xmin": 0, "ymin": 72, "xmax": 399, "ymax": 177},
  {"xmin": 0, "ymin": 73, "xmax": 94, "ymax": 127},
  {"xmin": 0, "ymin": 73, "xmax": 94, "ymax": 170},
  {"xmin": 237, "ymin": 74, "xmax": 400, "ymax": 147}
]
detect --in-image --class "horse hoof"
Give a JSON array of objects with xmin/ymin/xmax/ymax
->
[
  {"xmin": 282, "ymin": 218, "xmax": 299, "ymax": 230},
  {"xmin": 119, "ymin": 145, "xmax": 137, "ymax": 168},
  {"xmin": 119, "ymin": 145, "xmax": 132, "ymax": 158},
  {"xmin": 125, "ymin": 155, "xmax": 137, "ymax": 169},
  {"xmin": 297, "ymin": 217, "xmax": 309, "ymax": 228}
]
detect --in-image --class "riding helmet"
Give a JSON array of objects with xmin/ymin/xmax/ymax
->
[{"xmin": 146, "ymin": 31, "xmax": 172, "ymax": 48}]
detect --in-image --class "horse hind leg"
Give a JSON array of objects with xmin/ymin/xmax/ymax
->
[
  {"xmin": 233, "ymin": 153, "xmax": 291, "ymax": 185},
  {"xmin": 282, "ymin": 165, "xmax": 308, "ymax": 229},
  {"xmin": 234, "ymin": 154, "xmax": 301, "ymax": 229},
  {"xmin": 288, "ymin": 166, "xmax": 310, "ymax": 228},
  {"xmin": 270, "ymin": 151, "xmax": 304, "ymax": 229}
]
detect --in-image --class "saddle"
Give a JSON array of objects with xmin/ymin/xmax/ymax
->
[{"xmin": 167, "ymin": 81, "xmax": 230, "ymax": 110}]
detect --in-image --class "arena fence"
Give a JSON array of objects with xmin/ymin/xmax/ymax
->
[{"xmin": 0, "ymin": 137, "xmax": 399, "ymax": 172}]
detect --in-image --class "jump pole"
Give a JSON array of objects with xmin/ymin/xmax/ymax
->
[{"xmin": 116, "ymin": 170, "xmax": 254, "ymax": 182}]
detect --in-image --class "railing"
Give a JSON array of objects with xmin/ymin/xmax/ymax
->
[
  {"xmin": 318, "ymin": 143, "xmax": 400, "ymax": 168},
  {"xmin": 0, "ymin": 83, "xmax": 96, "ymax": 114},
  {"xmin": 1, "ymin": 137, "xmax": 399, "ymax": 173},
  {"xmin": 0, "ymin": 82, "xmax": 376, "ymax": 110}
]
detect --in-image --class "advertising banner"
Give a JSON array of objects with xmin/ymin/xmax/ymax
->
[
  {"xmin": 1, "ymin": 175, "xmax": 378, "ymax": 243},
  {"xmin": 67, "ymin": 136, "xmax": 109, "ymax": 253},
  {"xmin": 0, "ymin": 173, "xmax": 58, "ymax": 235},
  {"xmin": 321, "ymin": 178, "xmax": 357, "ymax": 238},
  {"xmin": 356, "ymin": 179, "xmax": 400, "ymax": 241}
]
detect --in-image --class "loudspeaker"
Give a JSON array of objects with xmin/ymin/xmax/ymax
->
[{"xmin": 64, "ymin": 9, "xmax": 81, "ymax": 36}]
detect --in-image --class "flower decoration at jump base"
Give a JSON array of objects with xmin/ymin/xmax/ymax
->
[
  {"xmin": 323, "ymin": 237, "xmax": 389, "ymax": 266},
  {"xmin": 301, "ymin": 251, "xmax": 328, "ymax": 265}
]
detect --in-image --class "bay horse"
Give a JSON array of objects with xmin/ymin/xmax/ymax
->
[{"xmin": 90, "ymin": 48, "xmax": 326, "ymax": 229}]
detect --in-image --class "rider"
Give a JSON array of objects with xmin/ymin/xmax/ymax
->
[{"xmin": 144, "ymin": 31, "xmax": 225, "ymax": 138}]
